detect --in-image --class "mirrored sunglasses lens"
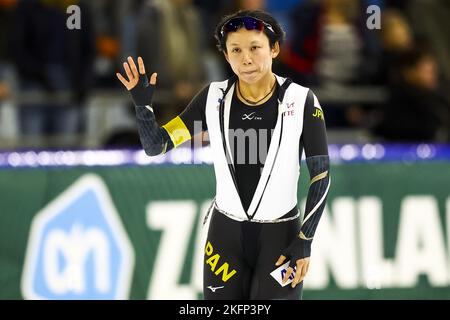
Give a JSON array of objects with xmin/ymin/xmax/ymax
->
[
  {"xmin": 242, "ymin": 17, "xmax": 263, "ymax": 31},
  {"xmin": 224, "ymin": 19, "xmax": 242, "ymax": 32},
  {"xmin": 222, "ymin": 17, "xmax": 266, "ymax": 35}
]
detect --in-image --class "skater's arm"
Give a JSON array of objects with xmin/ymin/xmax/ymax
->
[{"xmin": 117, "ymin": 56, "xmax": 208, "ymax": 156}]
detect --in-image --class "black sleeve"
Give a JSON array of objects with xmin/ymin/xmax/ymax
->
[
  {"xmin": 300, "ymin": 90, "xmax": 329, "ymax": 157},
  {"xmin": 135, "ymin": 104, "xmax": 173, "ymax": 156},
  {"xmin": 179, "ymin": 84, "xmax": 210, "ymax": 136},
  {"xmin": 297, "ymin": 89, "xmax": 330, "ymax": 258},
  {"xmin": 133, "ymin": 80, "xmax": 209, "ymax": 156}
]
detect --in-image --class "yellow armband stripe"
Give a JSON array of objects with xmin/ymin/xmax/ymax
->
[
  {"xmin": 162, "ymin": 116, "xmax": 191, "ymax": 147},
  {"xmin": 299, "ymin": 231, "xmax": 313, "ymax": 241},
  {"xmin": 310, "ymin": 170, "xmax": 328, "ymax": 185}
]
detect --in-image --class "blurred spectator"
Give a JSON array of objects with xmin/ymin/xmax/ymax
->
[
  {"xmin": 11, "ymin": 0, "xmax": 95, "ymax": 146},
  {"xmin": 1, "ymin": 0, "xmax": 447, "ymax": 149},
  {"xmin": 193, "ymin": 0, "xmax": 230, "ymax": 81},
  {"xmin": 347, "ymin": 8, "xmax": 413, "ymax": 132},
  {"xmin": 119, "ymin": 0, "xmax": 146, "ymax": 57},
  {"xmin": 264, "ymin": 0, "xmax": 301, "ymax": 45},
  {"xmin": 86, "ymin": 0, "xmax": 126, "ymax": 88},
  {"xmin": 266, "ymin": 0, "xmax": 300, "ymax": 12},
  {"xmin": 194, "ymin": 0, "xmax": 230, "ymax": 41},
  {"xmin": 373, "ymin": 48, "xmax": 450, "ymax": 142},
  {"xmin": 371, "ymin": 8, "xmax": 415, "ymax": 86},
  {"xmin": 236, "ymin": 0, "xmax": 265, "ymax": 10},
  {"xmin": 136, "ymin": 0, "xmax": 207, "ymax": 123},
  {"xmin": 0, "ymin": 82, "xmax": 8, "ymax": 101},
  {"xmin": 381, "ymin": 9, "xmax": 413, "ymax": 52},
  {"xmin": 406, "ymin": 0, "xmax": 450, "ymax": 87},
  {"xmin": 0, "ymin": 0, "xmax": 15, "ymax": 102},
  {"xmin": 278, "ymin": 0, "xmax": 380, "ymax": 87},
  {"xmin": 274, "ymin": 0, "xmax": 381, "ymax": 128},
  {"xmin": 0, "ymin": 0, "xmax": 15, "ymax": 59}
]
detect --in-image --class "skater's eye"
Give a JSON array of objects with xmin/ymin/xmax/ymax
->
[
  {"xmin": 231, "ymin": 47, "xmax": 241, "ymax": 53},
  {"xmin": 251, "ymin": 46, "xmax": 260, "ymax": 51}
]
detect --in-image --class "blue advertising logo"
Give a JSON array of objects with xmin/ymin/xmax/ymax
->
[
  {"xmin": 281, "ymin": 266, "xmax": 296, "ymax": 281},
  {"xmin": 21, "ymin": 174, "xmax": 135, "ymax": 299}
]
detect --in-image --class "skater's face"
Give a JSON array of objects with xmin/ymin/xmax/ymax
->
[{"xmin": 224, "ymin": 28, "xmax": 279, "ymax": 84}]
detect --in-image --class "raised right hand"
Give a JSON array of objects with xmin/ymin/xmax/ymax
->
[{"xmin": 116, "ymin": 56, "xmax": 157, "ymax": 91}]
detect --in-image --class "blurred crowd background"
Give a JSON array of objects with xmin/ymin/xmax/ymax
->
[{"xmin": 0, "ymin": 0, "xmax": 449, "ymax": 149}]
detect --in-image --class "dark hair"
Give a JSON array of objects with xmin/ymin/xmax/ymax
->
[{"xmin": 214, "ymin": 10, "xmax": 286, "ymax": 53}]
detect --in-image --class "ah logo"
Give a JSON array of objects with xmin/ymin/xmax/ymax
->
[{"xmin": 21, "ymin": 174, "xmax": 135, "ymax": 300}]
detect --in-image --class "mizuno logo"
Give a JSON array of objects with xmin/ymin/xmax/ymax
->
[
  {"xmin": 207, "ymin": 285, "xmax": 224, "ymax": 293},
  {"xmin": 242, "ymin": 112, "xmax": 261, "ymax": 120}
]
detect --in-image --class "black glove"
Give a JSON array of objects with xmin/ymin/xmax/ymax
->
[
  {"xmin": 280, "ymin": 237, "xmax": 312, "ymax": 269},
  {"xmin": 129, "ymin": 73, "xmax": 155, "ymax": 107}
]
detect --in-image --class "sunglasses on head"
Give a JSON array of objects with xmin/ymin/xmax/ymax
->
[{"xmin": 220, "ymin": 16, "xmax": 275, "ymax": 38}]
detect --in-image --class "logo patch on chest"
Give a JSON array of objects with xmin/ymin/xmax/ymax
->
[
  {"xmin": 283, "ymin": 102, "xmax": 295, "ymax": 117},
  {"xmin": 242, "ymin": 112, "xmax": 262, "ymax": 120}
]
